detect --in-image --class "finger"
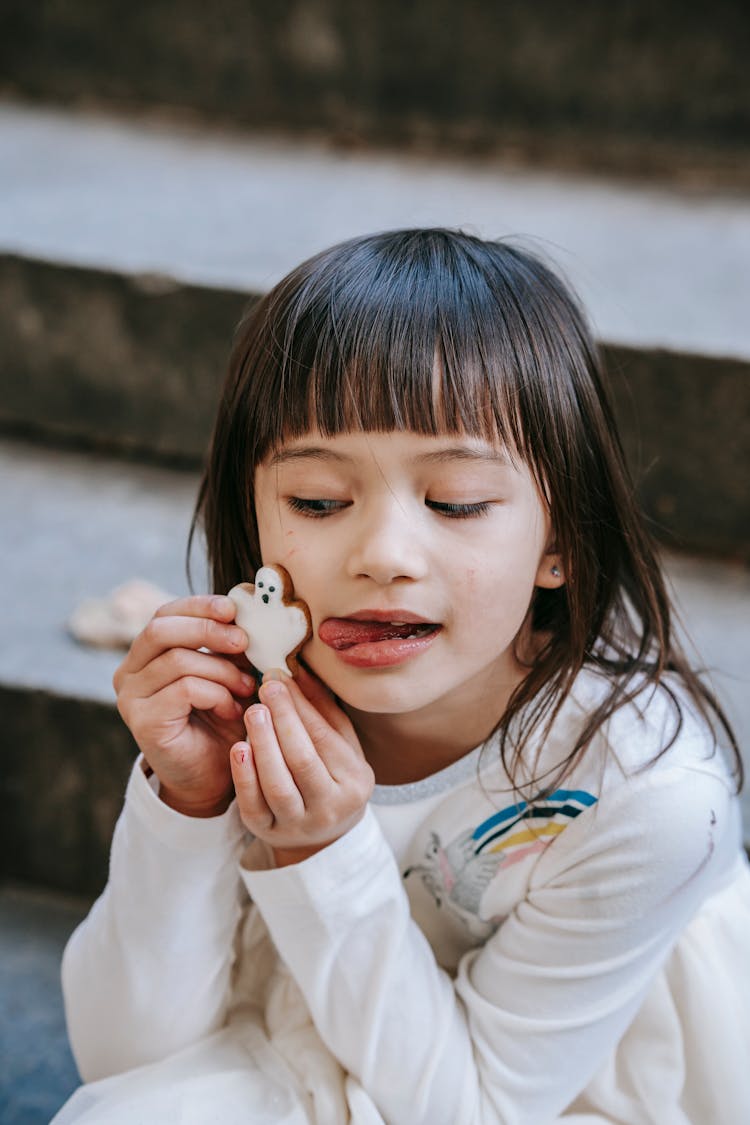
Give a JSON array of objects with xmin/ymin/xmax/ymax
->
[
  {"xmin": 257, "ymin": 680, "xmax": 333, "ymax": 802},
  {"xmin": 127, "ymin": 648, "xmax": 255, "ymax": 701},
  {"xmin": 262, "ymin": 677, "xmax": 363, "ymax": 784},
  {"xmin": 223, "ymin": 650, "xmax": 255, "ymax": 676},
  {"xmin": 126, "ymin": 677, "xmax": 244, "ymax": 730},
  {"xmin": 119, "ymin": 614, "xmax": 248, "ymax": 683},
  {"xmin": 115, "ymin": 594, "xmax": 244, "ymax": 689},
  {"xmin": 153, "ymin": 594, "xmax": 237, "ymax": 621},
  {"xmin": 230, "ymin": 741, "xmax": 274, "ymax": 833},
  {"xmin": 244, "ymin": 705, "xmax": 305, "ymax": 821}
]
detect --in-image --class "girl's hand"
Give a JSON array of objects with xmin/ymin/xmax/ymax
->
[
  {"xmin": 230, "ymin": 664, "xmax": 375, "ymax": 865},
  {"xmin": 113, "ymin": 595, "xmax": 256, "ymax": 817}
]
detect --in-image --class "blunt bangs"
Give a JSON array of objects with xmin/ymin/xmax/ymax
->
[{"xmin": 239, "ymin": 229, "xmax": 591, "ymax": 480}]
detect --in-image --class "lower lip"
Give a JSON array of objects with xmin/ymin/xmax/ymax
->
[{"xmin": 323, "ymin": 628, "xmax": 441, "ymax": 668}]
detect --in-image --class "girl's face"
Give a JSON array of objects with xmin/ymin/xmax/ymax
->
[{"xmin": 253, "ymin": 429, "xmax": 561, "ymax": 741}]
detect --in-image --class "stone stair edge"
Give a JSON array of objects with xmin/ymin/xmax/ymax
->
[
  {"xmin": 4, "ymin": 100, "xmax": 750, "ymax": 361},
  {"xmin": 4, "ymin": 92, "xmax": 750, "ymax": 195},
  {"xmin": 2, "ymin": 252, "xmax": 749, "ymax": 559},
  {"xmin": 2, "ymin": 0, "xmax": 749, "ymax": 180},
  {"xmin": 7, "ymin": 247, "xmax": 750, "ymax": 360},
  {"xmin": 5, "ymin": 247, "xmax": 750, "ymax": 362},
  {"xmin": 0, "ymin": 683, "xmax": 137, "ymax": 896}
]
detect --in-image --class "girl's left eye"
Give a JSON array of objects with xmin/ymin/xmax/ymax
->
[
  {"xmin": 287, "ymin": 497, "xmax": 348, "ymax": 518},
  {"xmin": 426, "ymin": 500, "xmax": 492, "ymax": 519}
]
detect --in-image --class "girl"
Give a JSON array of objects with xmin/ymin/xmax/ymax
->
[{"xmin": 56, "ymin": 230, "xmax": 749, "ymax": 1124}]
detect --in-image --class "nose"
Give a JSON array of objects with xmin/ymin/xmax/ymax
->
[{"xmin": 346, "ymin": 497, "xmax": 429, "ymax": 585}]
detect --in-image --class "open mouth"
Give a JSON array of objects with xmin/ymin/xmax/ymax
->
[{"xmin": 318, "ymin": 619, "xmax": 441, "ymax": 651}]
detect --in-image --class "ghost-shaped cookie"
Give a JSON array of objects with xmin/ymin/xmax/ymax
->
[{"xmin": 227, "ymin": 564, "xmax": 312, "ymax": 677}]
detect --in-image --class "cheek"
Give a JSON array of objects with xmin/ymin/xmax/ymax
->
[
  {"xmin": 260, "ymin": 527, "xmax": 320, "ymax": 609},
  {"xmin": 464, "ymin": 567, "xmax": 481, "ymax": 605},
  {"xmin": 256, "ymin": 502, "xmax": 299, "ymax": 564},
  {"xmin": 273, "ymin": 540, "xmax": 306, "ymax": 586},
  {"xmin": 280, "ymin": 528, "xmax": 298, "ymax": 561},
  {"xmin": 454, "ymin": 562, "xmax": 499, "ymax": 620},
  {"xmin": 457, "ymin": 552, "xmax": 537, "ymax": 623}
]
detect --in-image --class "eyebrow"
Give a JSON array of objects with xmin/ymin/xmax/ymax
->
[
  {"xmin": 267, "ymin": 444, "xmax": 511, "ymax": 468},
  {"xmin": 413, "ymin": 446, "xmax": 511, "ymax": 467},
  {"xmin": 268, "ymin": 447, "xmax": 349, "ymax": 467}
]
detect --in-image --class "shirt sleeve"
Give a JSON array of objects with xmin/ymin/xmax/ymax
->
[
  {"xmin": 61, "ymin": 759, "xmax": 249, "ymax": 1081},
  {"xmin": 241, "ymin": 761, "xmax": 739, "ymax": 1125}
]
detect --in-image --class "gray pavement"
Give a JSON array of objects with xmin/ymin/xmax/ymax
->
[
  {"xmin": 0, "ymin": 883, "xmax": 87, "ymax": 1123},
  {"xmin": 2, "ymin": 438, "xmax": 748, "ymax": 828},
  {"xmin": 2, "ymin": 101, "xmax": 750, "ymax": 360}
]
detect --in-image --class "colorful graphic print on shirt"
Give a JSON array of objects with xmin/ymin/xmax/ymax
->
[{"xmin": 404, "ymin": 789, "xmax": 598, "ymax": 939}]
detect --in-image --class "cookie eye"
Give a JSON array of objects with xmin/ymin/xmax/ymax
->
[
  {"xmin": 258, "ymin": 581, "xmax": 264, "ymax": 588},
  {"xmin": 269, "ymin": 585, "xmax": 276, "ymax": 593}
]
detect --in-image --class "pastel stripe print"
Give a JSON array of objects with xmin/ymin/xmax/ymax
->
[{"xmin": 473, "ymin": 789, "xmax": 598, "ymax": 856}]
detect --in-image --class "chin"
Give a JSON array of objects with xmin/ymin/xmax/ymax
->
[
  {"xmin": 305, "ymin": 647, "xmax": 450, "ymax": 715},
  {"xmin": 345, "ymin": 694, "xmax": 420, "ymax": 717},
  {"xmin": 336, "ymin": 676, "xmax": 442, "ymax": 718}
]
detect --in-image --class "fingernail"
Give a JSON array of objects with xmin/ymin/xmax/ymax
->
[
  {"xmin": 247, "ymin": 706, "xmax": 268, "ymax": 726},
  {"xmin": 232, "ymin": 741, "xmax": 250, "ymax": 765},
  {"xmin": 262, "ymin": 668, "xmax": 287, "ymax": 683},
  {"xmin": 261, "ymin": 680, "xmax": 283, "ymax": 699},
  {"xmin": 240, "ymin": 674, "xmax": 254, "ymax": 690}
]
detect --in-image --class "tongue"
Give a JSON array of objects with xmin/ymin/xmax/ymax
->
[{"xmin": 319, "ymin": 618, "xmax": 432, "ymax": 649}]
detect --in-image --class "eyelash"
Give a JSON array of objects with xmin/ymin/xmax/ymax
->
[
  {"xmin": 429, "ymin": 501, "xmax": 492, "ymax": 519},
  {"xmin": 286, "ymin": 498, "xmax": 492, "ymax": 520},
  {"xmin": 287, "ymin": 498, "xmax": 345, "ymax": 518}
]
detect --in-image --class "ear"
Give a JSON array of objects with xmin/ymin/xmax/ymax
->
[{"xmin": 535, "ymin": 549, "xmax": 566, "ymax": 590}]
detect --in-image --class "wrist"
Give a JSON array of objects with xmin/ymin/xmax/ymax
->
[
  {"xmin": 270, "ymin": 807, "xmax": 369, "ymax": 866},
  {"xmin": 272, "ymin": 841, "xmax": 332, "ymax": 867},
  {"xmin": 158, "ymin": 784, "xmax": 234, "ymax": 819}
]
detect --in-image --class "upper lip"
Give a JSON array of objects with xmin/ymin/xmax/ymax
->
[{"xmin": 332, "ymin": 609, "xmax": 437, "ymax": 624}]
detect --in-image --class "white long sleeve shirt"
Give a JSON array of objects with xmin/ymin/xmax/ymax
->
[{"xmin": 60, "ymin": 671, "xmax": 750, "ymax": 1124}]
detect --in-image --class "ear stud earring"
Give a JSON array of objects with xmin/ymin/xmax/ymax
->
[{"xmin": 551, "ymin": 565, "xmax": 561, "ymax": 578}]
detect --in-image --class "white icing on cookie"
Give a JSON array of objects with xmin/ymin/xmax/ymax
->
[{"xmin": 228, "ymin": 565, "xmax": 311, "ymax": 677}]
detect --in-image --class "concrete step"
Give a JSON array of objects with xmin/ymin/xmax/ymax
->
[
  {"xmin": 0, "ymin": 882, "xmax": 88, "ymax": 1123},
  {"xmin": 1, "ymin": 439, "xmax": 748, "ymax": 898},
  {"xmin": 1, "ymin": 440, "xmax": 197, "ymax": 895},
  {"xmin": 3, "ymin": 102, "xmax": 749, "ymax": 359},
  {"xmin": 1, "ymin": 2, "xmax": 748, "ymax": 184},
  {"xmin": 2, "ymin": 103, "xmax": 749, "ymax": 556}
]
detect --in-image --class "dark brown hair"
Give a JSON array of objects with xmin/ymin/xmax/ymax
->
[{"xmin": 193, "ymin": 228, "xmax": 742, "ymax": 793}]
